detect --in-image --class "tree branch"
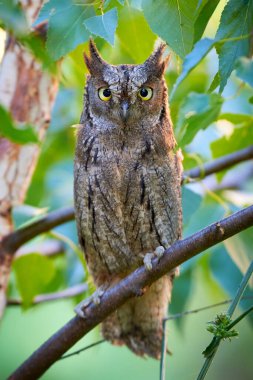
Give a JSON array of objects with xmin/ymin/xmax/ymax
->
[
  {"xmin": 0, "ymin": 207, "xmax": 74, "ymax": 256},
  {"xmin": 8, "ymin": 205, "xmax": 253, "ymax": 380},
  {"xmin": 7, "ymin": 283, "xmax": 88, "ymax": 306},
  {"xmin": 183, "ymin": 145, "xmax": 253, "ymax": 182},
  {"xmin": 16, "ymin": 240, "xmax": 65, "ymax": 258}
]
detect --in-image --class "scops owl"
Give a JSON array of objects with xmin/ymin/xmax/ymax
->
[{"xmin": 74, "ymin": 40, "xmax": 182, "ymax": 359}]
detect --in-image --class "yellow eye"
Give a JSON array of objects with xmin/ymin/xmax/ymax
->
[
  {"xmin": 98, "ymin": 87, "xmax": 112, "ymax": 101},
  {"xmin": 138, "ymin": 87, "xmax": 153, "ymax": 101}
]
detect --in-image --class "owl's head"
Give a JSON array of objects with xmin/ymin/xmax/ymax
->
[{"xmin": 83, "ymin": 40, "xmax": 170, "ymax": 129}]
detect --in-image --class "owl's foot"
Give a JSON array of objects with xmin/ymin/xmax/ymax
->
[
  {"xmin": 74, "ymin": 287, "xmax": 105, "ymax": 319},
  {"xmin": 143, "ymin": 246, "xmax": 165, "ymax": 271}
]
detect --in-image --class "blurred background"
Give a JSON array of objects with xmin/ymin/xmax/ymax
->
[{"xmin": 0, "ymin": 0, "xmax": 253, "ymax": 379}]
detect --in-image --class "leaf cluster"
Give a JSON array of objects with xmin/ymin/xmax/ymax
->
[{"xmin": 206, "ymin": 313, "xmax": 238, "ymax": 340}]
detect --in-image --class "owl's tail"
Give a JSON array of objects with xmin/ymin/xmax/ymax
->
[{"xmin": 101, "ymin": 275, "xmax": 174, "ymax": 359}]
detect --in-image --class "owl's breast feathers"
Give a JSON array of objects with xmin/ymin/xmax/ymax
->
[{"xmin": 74, "ymin": 123, "xmax": 182, "ymax": 279}]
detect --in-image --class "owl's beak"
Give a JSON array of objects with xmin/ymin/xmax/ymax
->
[{"xmin": 120, "ymin": 100, "xmax": 130, "ymax": 121}]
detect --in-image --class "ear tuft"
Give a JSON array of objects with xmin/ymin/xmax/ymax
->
[
  {"xmin": 83, "ymin": 53, "xmax": 91, "ymax": 72},
  {"xmin": 83, "ymin": 39, "xmax": 108, "ymax": 76},
  {"xmin": 144, "ymin": 42, "xmax": 170, "ymax": 77},
  {"xmin": 149, "ymin": 43, "xmax": 167, "ymax": 64}
]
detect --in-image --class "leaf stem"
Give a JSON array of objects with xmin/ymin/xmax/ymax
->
[
  {"xmin": 228, "ymin": 305, "xmax": 253, "ymax": 330},
  {"xmin": 227, "ymin": 261, "xmax": 253, "ymax": 317}
]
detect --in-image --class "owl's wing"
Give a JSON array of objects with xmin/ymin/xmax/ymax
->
[
  {"xmin": 74, "ymin": 127, "xmax": 132, "ymax": 281},
  {"xmin": 123, "ymin": 150, "xmax": 182, "ymax": 256}
]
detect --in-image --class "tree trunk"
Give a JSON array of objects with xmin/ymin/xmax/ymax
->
[{"xmin": 0, "ymin": 0, "xmax": 59, "ymax": 318}]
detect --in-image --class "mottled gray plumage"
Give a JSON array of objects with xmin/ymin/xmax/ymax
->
[{"xmin": 74, "ymin": 40, "xmax": 182, "ymax": 358}]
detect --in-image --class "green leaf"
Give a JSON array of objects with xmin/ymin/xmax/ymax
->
[
  {"xmin": 224, "ymin": 228, "xmax": 253, "ymax": 288},
  {"xmin": 143, "ymin": 0, "xmax": 198, "ymax": 59},
  {"xmin": 211, "ymin": 124, "xmax": 253, "ymax": 159},
  {"xmin": 130, "ymin": 0, "xmax": 142, "ymax": 9},
  {"xmin": 171, "ymin": 38, "xmax": 214, "ymax": 97},
  {"xmin": 44, "ymin": 0, "xmax": 95, "ymax": 60},
  {"xmin": 84, "ymin": 8, "xmax": 118, "ymax": 45},
  {"xmin": 36, "ymin": 0, "xmax": 59, "ymax": 22},
  {"xmin": 208, "ymin": 72, "xmax": 220, "ymax": 93},
  {"xmin": 104, "ymin": 0, "xmax": 124, "ymax": 7},
  {"xmin": 235, "ymin": 57, "xmax": 253, "ymax": 87},
  {"xmin": 249, "ymin": 96, "xmax": 253, "ymax": 104},
  {"xmin": 117, "ymin": 6, "xmax": 156, "ymax": 63},
  {"xmin": 0, "ymin": 0, "xmax": 28, "ymax": 35},
  {"xmin": 182, "ymin": 187, "xmax": 202, "ymax": 226},
  {"xmin": 184, "ymin": 195, "xmax": 226, "ymax": 238},
  {"xmin": 172, "ymin": 0, "xmax": 253, "ymax": 95},
  {"xmin": 194, "ymin": 0, "xmax": 220, "ymax": 43},
  {"xmin": 176, "ymin": 92, "xmax": 223, "ymax": 147},
  {"xmin": 13, "ymin": 253, "xmax": 56, "ymax": 307},
  {"xmin": 215, "ymin": 0, "xmax": 253, "ymax": 92},
  {"xmin": 210, "ymin": 245, "xmax": 253, "ymax": 326},
  {"xmin": 218, "ymin": 113, "xmax": 253, "ymax": 125},
  {"xmin": 21, "ymin": 34, "xmax": 57, "ymax": 73},
  {"xmin": 0, "ymin": 105, "xmax": 38, "ymax": 144}
]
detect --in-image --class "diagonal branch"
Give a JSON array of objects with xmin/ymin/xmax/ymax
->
[
  {"xmin": 0, "ymin": 207, "xmax": 75, "ymax": 256},
  {"xmin": 183, "ymin": 145, "xmax": 253, "ymax": 182},
  {"xmin": 8, "ymin": 205, "xmax": 253, "ymax": 380}
]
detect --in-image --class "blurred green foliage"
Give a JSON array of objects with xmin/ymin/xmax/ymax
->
[{"xmin": 0, "ymin": 0, "xmax": 253, "ymax": 379}]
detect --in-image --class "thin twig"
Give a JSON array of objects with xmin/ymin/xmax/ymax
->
[
  {"xmin": 8, "ymin": 205, "xmax": 253, "ymax": 380},
  {"xmin": 7, "ymin": 283, "xmax": 88, "ymax": 306},
  {"xmin": 165, "ymin": 296, "xmax": 253, "ymax": 321},
  {"xmin": 59, "ymin": 340, "xmax": 105, "ymax": 360},
  {"xmin": 59, "ymin": 297, "xmax": 253, "ymax": 363},
  {"xmin": 197, "ymin": 260, "xmax": 253, "ymax": 380}
]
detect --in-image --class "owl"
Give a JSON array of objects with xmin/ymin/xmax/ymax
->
[{"xmin": 74, "ymin": 40, "xmax": 182, "ymax": 359}]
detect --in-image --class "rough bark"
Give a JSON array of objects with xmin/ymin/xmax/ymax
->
[{"xmin": 0, "ymin": 0, "xmax": 59, "ymax": 318}]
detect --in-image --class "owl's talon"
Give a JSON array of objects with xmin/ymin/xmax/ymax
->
[
  {"xmin": 154, "ymin": 246, "xmax": 165, "ymax": 258},
  {"xmin": 143, "ymin": 252, "xmax": 154, "ymax": 271},
  {"xmin": 92, "ymin": 287, "xmax": 105, "ymax": 305},
  {"xmin": 74, "ymin": 299, "xmax": 89, "ymax": 319},
  {"xmin": 74, "ymin": 287, "xmax": 105, "ymax": 318},
  {"xmin": 144, "ymin": 246, "xmax": 166, "ymax": 271}
]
